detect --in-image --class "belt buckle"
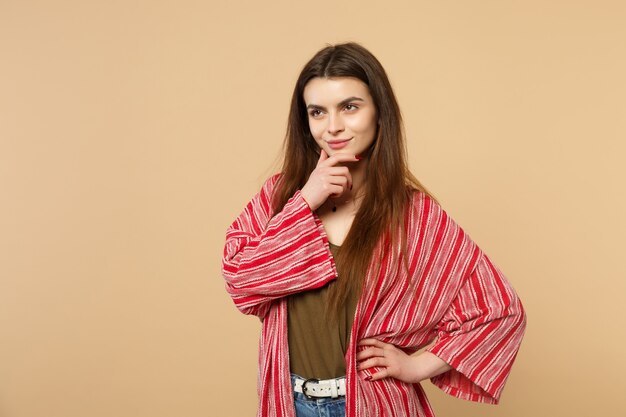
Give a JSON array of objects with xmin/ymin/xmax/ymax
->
[{"xmin": 302, "ymin": 378, "xmax": 320, "ymax": 399}]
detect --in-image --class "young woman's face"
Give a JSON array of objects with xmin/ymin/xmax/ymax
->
[{"xmin": 303, "ymin": 77, "xmax": 378, "ymax": 157}]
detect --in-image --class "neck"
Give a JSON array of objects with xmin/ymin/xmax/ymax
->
[{"xmin": 350, "ymin": 157, "xmax": 368, "ymax": 196}]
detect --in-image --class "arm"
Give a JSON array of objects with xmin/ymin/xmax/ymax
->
[
  {"xmin": 357, "ymin": 254, "xmax": 526, "ymax": 403},
  {"xmin": 221, "ymin": 175, "xmax": 338, "ymax": 318},
  {"xmin": 222, "ymin": 151, "xmax": 360, "ymax": 318},
  {"xmin": 426, "ymin": 253, "xmax": 527, "ymax": 404},
  {"xmin": 357, "ymin": 339, "xmax": 451, "ymax": 383}
]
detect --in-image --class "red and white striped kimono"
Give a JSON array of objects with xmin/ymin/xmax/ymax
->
[{"xmin": 222, "ymin": 174, "xmax": 526, "ymax": 417}]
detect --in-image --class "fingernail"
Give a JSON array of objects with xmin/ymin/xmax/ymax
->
[
  {"xmin": 355, "ymin": 155, "xmax": 363, "ymax": 160},
  {"xmin": 365, "ymin": 376, "xmax": 372, "ymax": 381},
  {"xmin": 350, "ymin": 184, "xmax": 353, "ymax": 190}
]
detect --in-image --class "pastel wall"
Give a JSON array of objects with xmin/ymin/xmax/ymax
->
[{"xmin": 1, "ymin": 1, "xmax": 624, "ymax": 416}]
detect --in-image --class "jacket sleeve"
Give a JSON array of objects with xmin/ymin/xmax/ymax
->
[
  {"xmin": 221, "ymin": 174, "xmax": 338, "ymax": 319},
  {"xmin": 426, "ymin": 252, "xmax": 527, "ymax": 404}
]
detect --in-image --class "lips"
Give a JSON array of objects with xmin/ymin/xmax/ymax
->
[{"xmin": 326, "ymin": 138, "xmax": 352, "ymax": 150}]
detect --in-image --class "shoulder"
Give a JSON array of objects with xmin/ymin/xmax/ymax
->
[
  {"xmin": 249, "ymin": 173, "xmax": 283, "ymax": 215},
  {"xmin": 406, "ymin": 189, "xmax": 445, "ymax": 222},
  {"xmin": 404, "ymin": 190, "xmax": 483, "ymax": 276},
  {"xmin": 406, "ymin": 189, "xmax": 478, "ymax": 249},
  {"xmin": 259, "ymin": 172, "xmax": 283, "ymax": 196}
]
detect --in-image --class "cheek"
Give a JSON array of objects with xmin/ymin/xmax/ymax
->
[
  {"xmin": 308, "ymin": 120, "xmax": 325, "ymax": 140},
  {"xmin": 349, "ymin": 113, "xmax": 377, "ymax": 134}
]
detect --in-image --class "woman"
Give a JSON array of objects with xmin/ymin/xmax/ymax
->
[{"xmin": 222, "ymin": 42, "xmax": 526, "ymax": 417}]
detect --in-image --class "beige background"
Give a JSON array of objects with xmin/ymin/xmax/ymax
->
[{"xmin": 1, "ymin": 1, "xmax": 625, "ymax": 416}]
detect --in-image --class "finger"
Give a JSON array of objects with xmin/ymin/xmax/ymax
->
[
  {"xmin": 319, "ymin": 160, "xmax": 353, "ymax": 191},
  {"xmin": 368, "ymin": 368, "xmax": 389, "ymax": 382},
  {"xmin": 345, "ymin": 169, "xmax": 353, "ymax": 191},
  {"xmin": 317, "ymin": 148, "xmax": 328, "ymax": 165},
  {"xmin": 326, "ymin": 178, "xmax": 349, "ymax": 196},
  {"xmin": 359, "ymin": 338, "xmax": 386, "ymax": 348},
  {"xmin": 325, "ymin": 166, "xmax": 352, "ymax": 177},
  {"xmin": 321, "ymin": 152, "xmax": 360, "ymax": 167},
  {"xmin": 323, "ymin": 174, "xmax": 350, "ymax": 198},
  {"xmin": 355, "ymin": 349, "xmax": 369, "ymax": 361},
  {"xmin": 325, "ymin": 169, "xmax": 351, "ymax": 190},
  {"xmin": 328, "ymin": 184, "xmax": 345, "ymax": 198},
  {"xmin": 357, "ymin": 356, "xmax": 386, "ymax": 371},
  {"xmin": 356, "ymin": 347, "xmax": 385, "ymax": 361}
]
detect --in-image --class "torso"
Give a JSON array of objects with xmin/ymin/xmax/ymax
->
[
  {"xmin": 286, "ymin": 198, "xmax": 362, "ymax": 379},
  {"xmin": 287, "ymin": 242, "xmax": 358, "ymax": 379}
]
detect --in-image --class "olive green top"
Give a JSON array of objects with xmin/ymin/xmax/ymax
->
[{"xmin": 287, "ymin": 242, "xmax": 359, "ymax": 379}]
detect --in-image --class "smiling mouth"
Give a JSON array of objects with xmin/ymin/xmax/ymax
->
[
  {"xmin": 326, "ymin": 138, "xmax": 352, "ymax": 150},
  {"xmin": 326, "ymin": 138, "xmax": 352, "ymax": 144}
]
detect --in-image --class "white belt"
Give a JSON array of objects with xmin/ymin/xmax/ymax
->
[{"xmin": 293, "ymin": 376, "xmax": 347, "ymax": 399}]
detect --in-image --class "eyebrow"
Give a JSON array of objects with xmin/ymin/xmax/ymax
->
[{"xmin": 306, "ymin": 96, "xmax": 365, "ymax": 111}]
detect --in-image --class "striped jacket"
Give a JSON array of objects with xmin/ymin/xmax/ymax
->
[{"xmin": 222, "ymin": 174, "xmax": 526, "ymax": 417}]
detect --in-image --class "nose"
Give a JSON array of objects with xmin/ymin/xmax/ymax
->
[{"xmin": 327, "ymin": 113, "xmax": 344, "ymax": 135}]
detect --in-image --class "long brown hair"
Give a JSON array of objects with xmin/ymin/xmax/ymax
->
[{"xmin": 272, "ymin": 42, "xmax": 434, "ymax": 317}]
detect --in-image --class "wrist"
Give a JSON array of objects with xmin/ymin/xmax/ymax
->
[
  {"xmin": 407, "ymin": 351, "xmax": 451, "ymax": 383},
  {"xmin": 408, "ymin": 355, "xmax": 428, "ymax": 383},
  {"xmin": 299, "ymin": 189, "xmax": 320, "ymax": 211}
]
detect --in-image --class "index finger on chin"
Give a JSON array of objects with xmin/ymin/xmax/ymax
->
[
  {"xmin": 323, "ymin": 152, "xmax": 359, "ymax": 166},
  {"xmin": 317, "ymin": 149, "xmax": 328, "ymax": 163}
]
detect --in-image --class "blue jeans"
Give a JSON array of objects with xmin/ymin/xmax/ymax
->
[{"xmin": 291, "ymin": 374, "xmax": 346, "ymax": 417}]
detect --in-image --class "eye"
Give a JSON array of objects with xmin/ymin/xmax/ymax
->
[
  {"xmin": 308, "ymin": 109, "xmax": 323, "ymax": 118},
  {"xmin": 344, "ymin": 103, "xmax": 359, "ymax": 111}
]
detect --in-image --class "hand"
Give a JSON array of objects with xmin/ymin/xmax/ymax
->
[
  {"xmin": 300, "ymin": 149, "xmax": 359, "ymax": 211},
  {"xmin": 357, "ymin": 338, "xmax": 421, "ymax": 383},
  {"xmin": 357, "ymin": 338, "xmax": 452, "ymax": 384}
]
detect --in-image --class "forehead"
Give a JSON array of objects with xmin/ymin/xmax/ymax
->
[{"xmin": 303, "ymin": 77, "xmax": 372, "ymax": 104}]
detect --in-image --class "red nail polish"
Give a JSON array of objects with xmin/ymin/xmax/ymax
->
[
  {"xmin": 355, "ymin": 155, "xmax": 363, "ymax": 160},
  {"xmin": 365, "ymin": 375, "xmax": 372, "ymax": 381}
]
